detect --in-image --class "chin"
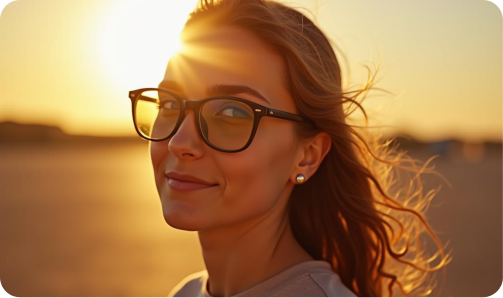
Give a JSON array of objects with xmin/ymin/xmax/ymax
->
[{"xmin": 162, "ymin": 204, "xmax": 205, "ymax": 231}]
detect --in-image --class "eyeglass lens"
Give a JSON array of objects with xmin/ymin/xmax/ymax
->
[{"xmin": 134, "ymin": 90, "xmax": 255, "ymax": 150}]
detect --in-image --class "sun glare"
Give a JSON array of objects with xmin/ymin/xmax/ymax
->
[{"xmin": 98, "ymin": 0, "xmax": 197, "ymax": 91}]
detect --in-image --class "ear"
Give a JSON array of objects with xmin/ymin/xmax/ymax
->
[{"xmin": 291, "ymin": 132, "xmax": 332, "ymax": 184}]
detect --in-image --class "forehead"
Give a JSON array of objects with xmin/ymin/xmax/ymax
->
[{"xmin": 163, "ymin": 26, "xmax": 292, "ymax": 108}]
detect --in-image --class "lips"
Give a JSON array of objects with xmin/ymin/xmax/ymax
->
[{"xmin": 165, "ymin": 172, "xmax": 218, "ymax": 191}]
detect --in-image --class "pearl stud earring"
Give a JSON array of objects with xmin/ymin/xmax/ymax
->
[{"xmin": 296, "ymin": 174, "xmax": 306, "ymax": 184}]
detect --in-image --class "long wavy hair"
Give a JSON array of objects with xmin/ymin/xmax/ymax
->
[{"xmin": 183, "ymin": 0, "xmax": 452, "ymax": 296}]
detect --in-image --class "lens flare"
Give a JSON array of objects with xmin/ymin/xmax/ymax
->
[{"xmin": 98, "ymin": 0, "xmax": 197, "ymax": 90}]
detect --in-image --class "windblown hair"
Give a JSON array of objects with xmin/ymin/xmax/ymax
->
[{"xmin": 184, "ymin": 0, "xmax": 452, "ymax": 296}]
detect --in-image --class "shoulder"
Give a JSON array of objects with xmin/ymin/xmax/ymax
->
[
  {"xmin": 237, "ymin": 261, "xmax": 356, "ymax": 297},
  {"xmin": 272, "ymin": 271, "xmax": 357, "ymax": 297},
  {"xmin": 308, "ymin": 272, "xmax": 357, "ymax": 297},
  {"xmin": 168, "ymin": 270, "xmax": 207, "ymax": 297}
]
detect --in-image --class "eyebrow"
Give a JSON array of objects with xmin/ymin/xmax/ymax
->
[{"xmin": 158, "ymin": 80, "xmax": 270, "ymax": 104}]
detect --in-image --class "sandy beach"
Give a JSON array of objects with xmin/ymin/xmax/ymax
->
[{"xmin": 0, "ymin": 140, "xmax": 500, "ymax": 296}]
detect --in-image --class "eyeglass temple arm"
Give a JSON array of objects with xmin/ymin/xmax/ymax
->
[{"xmin": 266, "ymin": 108, "xmax": 313, "ymax": 124}]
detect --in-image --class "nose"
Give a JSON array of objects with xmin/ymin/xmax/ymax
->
[{"xmin": 168, "ymin": 110, "xmax": 205, "ymax": 160}]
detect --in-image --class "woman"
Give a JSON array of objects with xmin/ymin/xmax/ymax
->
[{"xmin": 128, "ymin": 0, "xmax": 450, "ymax": 296}]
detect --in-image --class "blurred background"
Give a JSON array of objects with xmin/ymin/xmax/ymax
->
[{"xmin": 0, "ymin": 0, "xmax": 501, "ymax": 296}]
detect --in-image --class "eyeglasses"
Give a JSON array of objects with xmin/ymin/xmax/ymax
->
[{"xmin": 128, "ymin": 88, "xmax": 313, "ymax": 153}]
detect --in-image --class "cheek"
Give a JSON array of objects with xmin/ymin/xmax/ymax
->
[
  {"xmin": 150, "ymin": 141, "xmax": 169, "ymax": 186},
  {"xmin": 217, "ymin": 124, "xmax": 297, "ymax": 216}
]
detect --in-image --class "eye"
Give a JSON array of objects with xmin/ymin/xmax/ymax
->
[
  {"xmin": 160, "ymin": 98, "xmax": 180, "ymax": 110},
  {"xmin": 218, "ymin": 107, "xmax": 251, "ymax": 118}
]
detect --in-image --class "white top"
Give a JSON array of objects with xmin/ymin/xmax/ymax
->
[{"xmin": 168, "ymin": 260, "xmax": 357, "ymax": 297}]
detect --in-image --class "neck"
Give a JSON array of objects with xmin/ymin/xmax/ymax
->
[{"xmin": 197, "ymin": 196, "xmax": 313, "ymax": 297}]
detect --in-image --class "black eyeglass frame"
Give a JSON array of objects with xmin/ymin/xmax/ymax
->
[{"xmin": 129, "ymin": 87, "xmax": 314, "ymax": 153}]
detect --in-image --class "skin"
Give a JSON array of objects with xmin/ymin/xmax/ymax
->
[{"xmin": 150, "ymin": 25, "xmax": 331, "ymax": 296}]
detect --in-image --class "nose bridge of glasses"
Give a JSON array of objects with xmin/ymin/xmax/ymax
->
[
  {"xmin": 176, "ymin": 100, "xmax": 202, "ymax": 133},
  {"xmin": 184, "ymin": 99, "xmax": 203, "ymax": 112},
  {"xmin": 180, "ymin": 100, "xmax": 204, "ymax": 122},
  {"xmin": 171, "ymin": 101, "xmax": 210, "ymax": 147}
]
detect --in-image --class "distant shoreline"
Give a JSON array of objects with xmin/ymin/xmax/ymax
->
[
  {"xmin": 0, "ymin": 121, "xmax": 144, "ymax": 145},
  {"xmin": 0, "ymin": 121, "xmax": 501, "ymax": 153}
]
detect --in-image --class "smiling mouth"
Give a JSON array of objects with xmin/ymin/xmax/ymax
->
[{"xmin": 166, "ymin": 177, "xmax": 218, "ymax": 191}]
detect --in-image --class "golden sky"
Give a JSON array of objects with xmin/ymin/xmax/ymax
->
[{"xmin": 0, "ymin": 0, "xmax": 501, "ymax": 141}]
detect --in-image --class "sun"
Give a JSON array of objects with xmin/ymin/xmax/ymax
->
[{"xmin": 98, "ymin": 0, "xmax": 197, "ymax": 91}]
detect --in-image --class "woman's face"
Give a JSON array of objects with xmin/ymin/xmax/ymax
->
[{"xmin": 150, "ymin": 25, "xmax": 303, "ymax": 231}]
